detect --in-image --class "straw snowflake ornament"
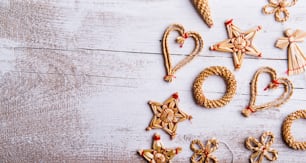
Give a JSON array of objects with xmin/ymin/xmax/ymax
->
[
  {"xmin": 263, "ymin": 0, "xmax": 298, "ymax": 22},
  {"xmin": 191, "ymin": 0, "xmax": 214, "ymax": 27},
  {"xmin": 276, "ymin": 29, "xmax": 306, "ymax": 75},
  {"xmin": 210, "ymin": 19, "xmax": 262, "ymax": 70},
  {"xmin": 138, "ymin": 133, "xmax": 182, "ymax": 163},
  {"xmin": 146, "ymin": 93, "xmax": 192, "ymax": 139},
  {"xmin": 190, "ymin": 138, "xmax": 219, "ymax": 163}
]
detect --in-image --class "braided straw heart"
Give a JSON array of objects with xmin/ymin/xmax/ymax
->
[
  {"xmin": 162, "ymin": 24, "xmax": 204, "ymax": 82},
  {"xmin": 242, "ymin": 67, "xmax": 293, "ymax": 117}
]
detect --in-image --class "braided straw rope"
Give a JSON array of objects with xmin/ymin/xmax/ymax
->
[
  {"xmin": 192, "ymin": 0, "xmax": 214, "ymax": 27},
  {"xmin": 162, "ymin": 24, "xmax": 204, "ymax": 82},
  {"xmin": 190, "ymin": 138, "xmax": 219, "ymax": 163},
  {"xmin": 263, "ymin": 0, "xmax": 298, "ymax": 22},
  {"xmin": 242, "ymin": 67, "xmax": 293, "ymax": 117},
  {"xmin": 193, "ymin": 66, "xmax": 237, "ymax": 108},
  {"xmin": 282, "ymin": 110, "xmax": 306, "ymax": 150}
]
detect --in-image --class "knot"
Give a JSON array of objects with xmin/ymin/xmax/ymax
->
[
  {"xmin": 164, "ymin": 74, "xmax": 176, "ymax": 82},
  {"xmin": 176, "ymin": 33, "xmax": 189, "ymax": 48},
  {"xmin": 242, "ymin": 106, "xmax": 255, "ymax": 117},
  {"xmin": 264, "ymin": 80, "xmax": 280, "ymax": 91}
]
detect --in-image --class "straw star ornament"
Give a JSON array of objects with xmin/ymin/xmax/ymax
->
[
  {"xmin": 146, "ymin": 93, "xmax": 192, "ymax": 139},
  {"xmin": 138, "ymin": 133, "xmax": 182, "ymax": 163},
  {"xmin": 210, "ymin": 19, "xmax": 262, "ymax": 70}
]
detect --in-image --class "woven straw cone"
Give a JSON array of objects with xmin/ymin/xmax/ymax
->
[
  {"xmin": 282, "ymin": 110, "xmax": 306, "ymax": 150},
  {"xmin": 192, "ymin": 0, "xmax": 214, "ymax": 27}
]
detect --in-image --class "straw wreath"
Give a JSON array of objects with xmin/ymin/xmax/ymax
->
[
  {"xmin": 282, "ymin": 110, "xmax": 306, "ymax": 150},
  {"xmin": 191, "ymin": 0, "xmax": 214, "ymax": 27},
  {"xmin": 146, "ymin": 93, "xmax": 192, "ymax": 139},
  {"xmin": 242, "ymin": 67, "xmax": 293, "ymax": 117},
  {"xmin": 138, "ymin": 133, "xmax": 182, "ymax": 162},
  {"xmin": 263, "ymin": 0, "xmax": 298, "ymax": 22},
  {"xmin": 193, "ymin": 66, "xmax": 237, "ymax": 108},
  {"xmin": 276, "ymin": 29, "xmax": 306, "ymax": 75},
  {"xmin": 245, "ymin": 131, "xmax": 278, "ymax": 163},
  {"xmin": 162, "ymin": 24, "xmax": 203, "ymax": 82}
]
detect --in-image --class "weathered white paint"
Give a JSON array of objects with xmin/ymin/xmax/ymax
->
[{"xmin": 0, "ymin": 0, "xmax": 306, "ymax": 162}]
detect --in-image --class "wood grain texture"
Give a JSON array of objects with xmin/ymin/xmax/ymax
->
[{"xmin": 0, "ymin": 0, "xmax": 306, "ymax": 162}]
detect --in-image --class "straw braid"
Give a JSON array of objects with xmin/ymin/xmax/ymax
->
[
  {"xmin": 282, "ymin": 110, "xmax": 306, "ymax": 150},
  {"xmin": 192, "ymin": 0, "xmax": 214, "ymax": 27},
  {"xmin": 242, "ymin": 67, "xmax": 293, "ymax": 117},
  {"xmin": 162, "ymin": 24, "xmax": 204, "ymax": 82},
  {"xmin": 193, "ymin": 66, "xmax": 237, "ymax": 108},
  {"xmin": 263, "ymin": 0, "xmax": 298, "ymax": 22}
]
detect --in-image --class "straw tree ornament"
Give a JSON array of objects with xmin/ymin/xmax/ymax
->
[
  {"xmin": 263, "ymin": 0, "xmax": 298, "ymax": 22},
  {"xmin": 276, "ymin": 29, "xmax": 306, "ymax": 75},
  {"xmin": 242, "ymin": 67, "xmax": 293, "ymax": 117},
  {"xmin": 282, "ymin": 110, "xmax": 306, "ymax": 150},
  {"xmin": 138, "ymin": 133, "xmax": 182, "ymax": 163},
  {"xmin": 245, "ymin": 131, "xmax": 278, "ymax": 163},
  {"xmin": 191, "ymin": 0, "xmax": 214, "ymax": 27},
  {"xmin": 162, "ymin": 24, "xmax": 204, "ymax": 82},
  {"xmin": 190, "ymin": 138, "xmax": 219, "ymax": 163},
  {"xmin": 146, "ymin": 93, "xmax": 192, "ymax": 139},
  {"xmin": 210, "ymin": 19, "xmax": 262, "ymax": 70}
]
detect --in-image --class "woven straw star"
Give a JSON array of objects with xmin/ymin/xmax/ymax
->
[
  {"xmin": 245, "ymin": 131, "xmax": 278, "ymax": 163},
  {"xmin": 146, "ymin": 92, "xmax": 192, "ymax": 139},
  {"xmin": 138, "ymin": 133, "xmax": 182, "ymax": 163},
  {"xmin": 210, "ymin": 19, "xmax": 262, "ymax": 70}
]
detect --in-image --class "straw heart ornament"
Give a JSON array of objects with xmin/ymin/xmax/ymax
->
[
  {"xmin": 210, "ymin": 19, "xmax": 262, "ymax": 70},
  {"xmin": 276, "ymin": 29, "xmax": 306, "ymax": 75},
  {"xmin": 262, "ymin": 0, "xmax": 298, "ymax": 22},
  {"xmin": 162, "ymin": 24, "xmax": 204, "ymax": 82},
  {"xmin": 245, "ymin": 131, "xmax": 278, "ymax": 163},
  {"xmin": 242, "ymin": 67, "xmax": 293, "ymax": 117}
]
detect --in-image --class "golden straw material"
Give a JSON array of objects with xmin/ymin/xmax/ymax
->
[
  {"xmin": 138, "ymin": 133, "xmax": 182, "ymax": 163},
  {"xmin": 242, "ymin": 67, "xmax": 293, "ymax": 117},
  {"xmin": 245, "ymin": 131, "xmax": 278, "ymax": 163},
  {"xmin": 282, "ymin": 110, "xmax": 306, "ymax": 150},
  {"xmin": 210, "ymin": 19, "xmax": 262, "ymax": 70},
  {"xmin": 191, "ymin": 0, "xmax": 214, "ymax": 27},
  {"xmin": 146, "ymin": 92, "xmax": 192, "ymax": 139},
  {"xmin": 162, "ymin": 24, "xmax": 204, "ymax": 82},
  {"xmin": 276, "ymin": 29, "xmax": 306, "ymax": 75},
  {"xmin": 262, "ymin": 0, "xmax": 298, "ymax": 22},
  {"xmin": 190, "ymin": 138, "xmax": 219, "ymax": 163},
  {"xmin": 193, "ymin": 66, "xmax": 237, "ymax": 108}
]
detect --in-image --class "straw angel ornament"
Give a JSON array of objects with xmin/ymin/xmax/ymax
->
[{"xmin": 276, "ymin": 29, "xmax": 306, "ymax": 75}]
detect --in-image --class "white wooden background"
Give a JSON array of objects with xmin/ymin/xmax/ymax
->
[{"xmin": 0, "ymin": 0, "xmax": 306, "ymax": 162}]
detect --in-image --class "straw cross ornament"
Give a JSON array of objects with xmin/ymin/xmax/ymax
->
[
  {"xmin": 190, "ymin": 138, "xmax": 219, "ymax": 163},
  {"xmin": 263, "ymin": 0, "xmax": 298, "ymax": 22},
  {"xmin": 210, "ymin": 19, "xmax": 262, "ymax": 70},
  {"xmin": 276, "ymin": 29, "xmax": 306, "ymax": 75},
  {"xmin": 245, "ymin": 131, "xmax": 278, "ymax": 163},
  {"xmin": 146, "ymin": 93, "xmax": 192, "ymax": 139},
  {"xmin": 138, "ymin": 133, "xmax": 182, "ymax": 163}
]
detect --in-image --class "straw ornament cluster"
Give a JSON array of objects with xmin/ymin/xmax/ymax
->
[
  {"xmin": 190, "ymin": 138, "xmax": 219, "ymax": 163},
  {"xmin": 193, "ymin": 66, "xmax": 237, "ymax": 108},
  {"xmin": 282, "ymin": 110, "xmax": 306, "ymax": 150},
  {"xmin": 138, "ymin": 133, "xmax": 182, "ymax": 163},
  {"xmin": 245, "ymin": 131, "xmax": 278, "ymax": 163},
  {"xmin": 263, "ymin": 0, "xmax": 298, "ymax": 22},
  {"xmin": 210, "ymin": 19, "xmax": 262, "ymax": 70},
  {"xmin": 242, "ymin": 67, "xmax": 293, "ymax": 117},
  {"xmin": 146, "ymin": 93, "xmax": 192, "ymax": 139},
  {"xmin": 276, "ymin": 29, "xmax": 306, "ymax": 75},
  {"xmin": 191, "ymin": 0, "xmax": 214, "ymax": 27},
  {"xmin": 162, "ymin": 24, "xmax": 204, "ymax": 82}
]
